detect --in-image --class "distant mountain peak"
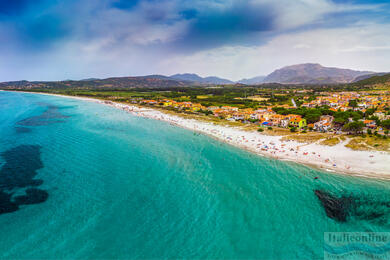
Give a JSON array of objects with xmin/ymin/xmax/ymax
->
[
  {"xmin": 170, "ymin": 73, "xmax": 204, "ymax": 82},
  {"xmin": 170, "ymin": 73, "xmax": 234, "ymax": 84},
  {"xmin": 283, "ymin": 63, "xmax": 322, "ymax": 68},
  {"xmin": 174, "ymin": 73, "xmax": 199, "ymax": 77},
  {"xmin": 237, "ymin": 76, "xmax": 266, "ymax": 85},
  {"xmin": 263, "ymin": 63, "xmax": 374, "ymax": 84},
  {"xmin": 80, "ymin": 78, "xmax": 100, "ymax": 81}
]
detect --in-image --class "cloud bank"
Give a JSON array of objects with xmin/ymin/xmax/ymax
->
[{"xmin": 0, "ymin": 0, "xmax": 389, "ymax": 81}]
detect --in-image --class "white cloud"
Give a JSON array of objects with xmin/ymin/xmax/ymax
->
[
  {"xmin": 339, "ymin": 46, "xmax": 390, "ymax": 52},
  {"xmin": 159, "ymin": 23, "xmax": 390, "ymax": 80},
  {"xmin": 253, "ymin": 0, "xmax": 381, "ymax": 30},
  {"xmin": 2, "ymin": 22, "xmax": 390, "ymax": 82},
  {"xmin": 0, "ymin": 0, "xmax": 389, "ymax": 81}
]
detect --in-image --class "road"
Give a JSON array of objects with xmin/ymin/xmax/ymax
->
[{"xmin": 291, "ymin": 98, "xmax": 297, "ymax": 107}]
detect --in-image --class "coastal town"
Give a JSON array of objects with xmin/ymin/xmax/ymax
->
[
  {"xmin": 93, "ymin": 93, "xmax": 390, "ymax": 177},
  {"xmin": 138, "ymin": 91, "xmax": 390, "ymax": 135}
]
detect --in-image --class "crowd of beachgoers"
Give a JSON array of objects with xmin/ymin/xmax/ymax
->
[{"xmin": 16, "ymin": 92, "xmax": 390, "ymax": 179}]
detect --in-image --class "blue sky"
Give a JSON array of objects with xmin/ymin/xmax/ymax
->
[{"xmin": 0, "ymin": 0, "xmax": 389, "ymax": 81}]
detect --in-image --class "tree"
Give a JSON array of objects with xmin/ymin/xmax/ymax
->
[
  {"xmin": 351, "ymin": 111, "xmax": 363, "ymax": 121},
  {"xmin": 305, "ymin": 111, "xmax": 321, "ymax": 124},
  {"xmin": 365, "ymin": 108, "xmax": 376, "ymax": 117},
  {"xmin": 348, "ymin": 99, "xmax": 358, "ymax": 108},
  {"xmin": 342, "ymin": 121, "xmax": 365, "ymax": 135},
  {"xmin": 381, "ymin": 119, "xmax": 390, "ymax": 130},
  {"xmin": 272, "ymin": 107, "xmax": 289, "ymax": 115}
]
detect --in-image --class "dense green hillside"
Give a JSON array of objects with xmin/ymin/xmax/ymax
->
[
  {"xmin": 353, "ymin": 73, "xmax": 390, "ymax": 86},
  {"xmin": 0, "ymin": 76, "xmax": 194, "ymax": 90}
]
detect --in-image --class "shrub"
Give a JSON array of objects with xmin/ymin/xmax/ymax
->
[
  {"xmin": 257, "ymin": 128, "xmax": 264, "ymax": 132},
  {"xmin": 204, "ymin": 110, "xmax": 213, "ymax": 116},
  {"xmin": 290, "ymin": 127, "xmax": 297, "ymax": 132},
  {"xmin": 267, "ymin": 127, "xmax": 273, "ymax": 130}
]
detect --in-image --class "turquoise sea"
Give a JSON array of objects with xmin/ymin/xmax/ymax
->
[{"xmin": 1, "ymin": 91, "xmax": 390, "ymax": 259}]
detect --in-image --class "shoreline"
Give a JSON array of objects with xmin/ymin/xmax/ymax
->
[{"xmin": 7, "ymin": 90, "xmax": 390, "ymax": 180}]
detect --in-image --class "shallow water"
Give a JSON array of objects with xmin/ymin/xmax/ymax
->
[{"xmin": 1, "ymin": 91, "xmax": 389, "ymax": 259}]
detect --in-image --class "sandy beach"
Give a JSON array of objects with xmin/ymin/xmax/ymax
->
[{"xmin": 16, "ymin": 92, "xmax": 390, "ymax": 180}]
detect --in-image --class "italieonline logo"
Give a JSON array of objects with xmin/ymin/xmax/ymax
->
[{"xmin": 324, "ymin": 232, "xmax": 390, "ymax": 259}]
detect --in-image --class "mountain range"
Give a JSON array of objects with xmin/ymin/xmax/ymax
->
[
  {"xmin": 168, "ymin": 64, "xmax": 383, "ymax": 85},
  {"xmin": 0, "ymin": 63, "xmax": 388, "ymax": 90}
]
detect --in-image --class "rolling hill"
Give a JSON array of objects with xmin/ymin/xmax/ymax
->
[
  {"xmin": 353, "ymin": 73, "xmax": 390, "ymax": 86},
  {"xmin": 0, "ymin": 76, "xmax": 193, "ymax": 90},
  {"xmin": 352, "ymin": 73, "xmax": 388, "ymax": 82}
]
